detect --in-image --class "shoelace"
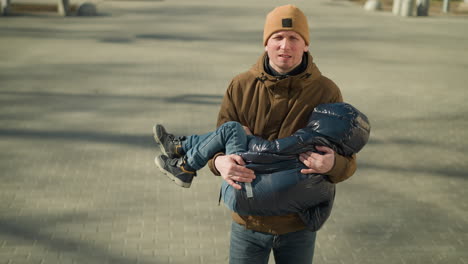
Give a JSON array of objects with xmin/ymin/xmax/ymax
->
[
  {"xmin": 166, "ymin": 134, "xmax": 186, "ymax": 145},
  {"xmin": 168, "ymin": 157, "xmax": 181, "ymax": 167}
]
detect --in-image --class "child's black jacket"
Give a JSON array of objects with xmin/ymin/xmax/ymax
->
[{"xmin": 221, "ymin": 103, "xmax": 371, "ymax": 231}]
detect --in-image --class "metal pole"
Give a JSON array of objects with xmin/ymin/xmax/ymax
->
[{"xmin": 443, "ymin": 0, "xmax": 450, "ymax": 13}]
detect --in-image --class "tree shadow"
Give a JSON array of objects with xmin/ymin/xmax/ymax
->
[
  {"xmin": 360, "ymin": 111, "xmax": 468, "ymax": 180},
  {"xmin": 165, "ymin": 94, "xmax": 223, "ymax": 105},
  {"xmin": 99, "ymin": 37, "xmax": 134, "ymax": 43},
  {"xmin": 367, "ymin": 137, "xmax": 467, "ymax": 153},
  {"xmin": 328, "ymin": 180, "xmax": 467, "ymax": 263},
  {"xmin": 0, "ymin": 2, "xmax": 264, "ymax": 45},
  {"xmin": 135, "ymin": 33, "xmax": 212, "ymax": 42},
  {"xmin": 0, "ymin": 128, "xmax": 153, "ymax": 149},
  {"xmin": 359, "ymin": 161, "xmax": 467, "ymax": 180},
  {"xmin": 0, "ymin": 90, "xmax": 223, "ymax": 106},
  {"xmin": 0, "ymin": 23, "xmax": 262, "ymax": 44},
  {"xmin": 0, "ymin": 213, "xmax": 163, "ymax": 264},
  {"xmin": 0, "ymin": 91, "xmax": 222, "ymax": 148}
]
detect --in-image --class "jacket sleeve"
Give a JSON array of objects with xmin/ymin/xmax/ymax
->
[
  {"xmin": 326, "ymin": 154, "xmax": 356, "ymax": 183},
  {"xmin": 324, "ymin": 78, "xmax": 357, "ymax": 183},
  {"xmin": 208, "ymin": 80, "xmax": 240, "ymax": 176},
  {"xmin": 248, "ymin": 128, "xmax": 317, "ymax": 155}
]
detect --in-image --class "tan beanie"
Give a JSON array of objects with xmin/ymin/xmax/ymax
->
[{"xmin": 263, "ymin": 5, "xmax": 310, "ymax": 46}]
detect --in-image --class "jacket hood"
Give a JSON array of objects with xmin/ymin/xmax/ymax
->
[{"xmin": 249, "ymin": 52, "xmax": 323, "ymax": 89}]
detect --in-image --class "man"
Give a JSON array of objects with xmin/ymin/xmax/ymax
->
[{"xmin": 207, "ymin": 4, "xmax": 357, "ymax": 264}]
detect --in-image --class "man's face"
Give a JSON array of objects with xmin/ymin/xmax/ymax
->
[{"xmin": 265, "ymin": 31, "xmax": 309, "ymax": 74}]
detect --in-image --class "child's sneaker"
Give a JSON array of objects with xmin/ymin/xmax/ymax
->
[
  {"xmin": 153, "ymin": 124, "xmax": 185, "ymax": 158},
  {"xmin": 155, "ymin": 155, "xmax": 196, "ymax": 188}
]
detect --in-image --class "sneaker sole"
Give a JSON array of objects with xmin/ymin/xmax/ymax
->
[
  {"xmin": 154, "ymin": 156, "xmax": 191, "ymax": 188},
  {"xmin": 152, "ymin": 124, "xmax": 169, "ymax": 157}
]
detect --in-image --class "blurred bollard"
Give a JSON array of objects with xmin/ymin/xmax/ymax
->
[
  {"xmin": 58, "ymin": 0, "xmax": 70, "ymax": 16},
  {"xmin": 77, "ymin": 2, "xmax": 97, "ymax": 16},
  {"xmin": 442, "ymin": 0, "xmax": 450, "ymax": 13},
  {"xmin": 364, "ymin": 0, "xmax": 382, "ymax": 11},
  {"xmin": 393, "ymin": 0, "xmax": 403, "ymax": 15},
  {"xmin": 1, "ymin": 0, "xmax": 10, "ymax": 15},
  {"xmin": 400, "ymin": 0, "xmax": 415, "ymax": 16},
  {"xmin": 392, "ymin": 0, "xmax": 401, "ymax": 14},
  {"xmin": 416, "ymin": 0, "xmax": 430, "ymax": 16}
]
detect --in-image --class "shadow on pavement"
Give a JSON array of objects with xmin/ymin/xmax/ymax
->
[
  {"xmin": 0, "ymin": 128, "xmax": 153, "ymax": 149},
  {"xmin": 359, "ymin": 161, "xmax": 467, "ymax": 180},
  {"xmin": 0, "ymin": 213, "xmax": 163, "ymax": 264},
  {"xmin": 0, "ymin": 91, "xmax": 223, "ymax": 105}
]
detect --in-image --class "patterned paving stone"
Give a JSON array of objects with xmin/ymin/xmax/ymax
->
[{"xmin": 1, "ymin": 0, "xmax": 467, "ymax": 263}]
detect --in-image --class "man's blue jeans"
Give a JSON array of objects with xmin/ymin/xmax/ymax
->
[
  {"xmin": 182, "ymin": 121, "xmax": 251, "ymax": 170},
  {"xmin": 229, "ymin": 222, "xmax": 316, "ymax": 264}
]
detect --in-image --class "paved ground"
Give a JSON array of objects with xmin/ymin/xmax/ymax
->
[{"xmin": 1, "ymin": 0, "xmax": 468, "ymax": 263}]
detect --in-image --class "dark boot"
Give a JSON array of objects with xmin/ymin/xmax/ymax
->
[
  {"xmin": 153, "ymin": 124, "xmax": 185, "ymax": 158},
  {"xmin": 155, "ymin": 155, "xmax": 196, "ymax": 188}
]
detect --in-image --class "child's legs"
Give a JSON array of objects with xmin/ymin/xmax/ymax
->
[
  {"xmin": 182, "ymin": 132, "xmax": 212, "ymax": 153},
  {"xmin": 185, "ymin": 121, "xmax": 248, "ymax": 170}
]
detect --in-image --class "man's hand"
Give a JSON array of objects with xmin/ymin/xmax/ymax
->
[
  {"xmin": 299, "ymin": 146, "xmax": 335, "ymax": 174},
  {"xmin": 214, "ymin": 154, "xmax": 255, "ymax": 190}
]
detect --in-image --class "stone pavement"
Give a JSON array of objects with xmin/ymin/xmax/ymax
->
[{"xmin": 1, "ymin": 0, "xmax": 467, "ymax": 263}]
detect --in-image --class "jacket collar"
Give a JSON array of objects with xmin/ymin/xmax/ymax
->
[
  {"xmin": 250, "ymin": 52, "xmax": 322, "ymax": 90},
  {"xmin": 264, "ymin": 53, "xmax": 308, "ymax": 77}
]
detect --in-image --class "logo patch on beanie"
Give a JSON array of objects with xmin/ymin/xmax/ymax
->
[{"xmin": 282, "ymin": 18, "xmax": 293, "ymax": 28}]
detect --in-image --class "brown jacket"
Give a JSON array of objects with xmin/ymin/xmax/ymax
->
[{"xmin": 209, "ymin": 52, "xmax": 356, "ymax": 234}]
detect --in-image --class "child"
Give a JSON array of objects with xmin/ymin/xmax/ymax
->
[
  {"xmin": 153, "ymin": 102, "xmax": 370, "ymax": 228},
  {"xmin": 153, "ymin": 102, "xmax": 370, "ymax": 190}
]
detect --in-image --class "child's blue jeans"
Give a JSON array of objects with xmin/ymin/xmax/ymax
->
[{"xmin": 181, "ymin": 121, "xmax": 252, "ymax": 170}]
